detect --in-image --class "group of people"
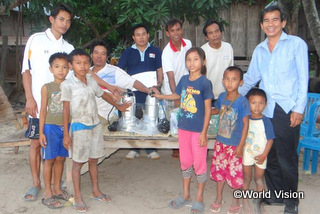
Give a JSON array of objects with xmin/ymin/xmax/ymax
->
[{"xmin": 21, "ymin": 2, "xmax": 308, "ymax": 214}]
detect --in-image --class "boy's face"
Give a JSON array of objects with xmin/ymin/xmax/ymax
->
[
  {"xmin": 69, "ymin": 55, "xmax": 90, "ymax": 78},
  {"xmin": 248, "ymin": 95, "xmax": 266, "ymax": 118},
  {"xmin": 49, "ymin": 58, "xmax": 69, "ymax": 81},
  {"xmin": 91, "ymin": 45, "xmax": 107, "ymax": 68},
  {"xmin": 49, "ymin": 10, "xmax": 72, "ymax": 37},
  {"xmin": 166, "ymin": 23, "xmax": 183, "ymax": 43},
  {"xmin": 222, "ymin": 70, "xmax": 243, "ymax": 93}
]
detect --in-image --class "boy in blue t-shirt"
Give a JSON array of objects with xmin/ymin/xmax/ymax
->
[{"xmin": 210, "ymin": 66, "xmax": 250, "ymax": 214}]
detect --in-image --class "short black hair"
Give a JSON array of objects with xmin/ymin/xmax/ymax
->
[
  {"xmin": 69, "ymin": 49, "xmax": 91, "ymax": 63},
  {"xmin": 49, "ymin": 52, "xmax": 69, "ymax": 66},
  {"xmin": 203, "ymin": 20, "xmax": 224, "ymax": 36},
  {"xmin": 246, "ymin": 88, "xmax": 267, "ymax": 102},
  {"xmin": 132, "ymin": 23, "xmax": 149, "ymax": 36},
  {"xmin": 50, "ymin": 3, "xmax": 73, "ymax": 19},
  {"xmin": 165, "ymin": 18, "xmax": 183, "ymax": 31},
  {"xmin": 260, "ymin": 4, "xmax": 286, "ymax": 24},
  {"xmin": 224, "ymin": 66, "xmax": 244, "ymax": 80},
  {"xmin": 90, "ymin": 40, "xmax": 108, "ymax": 54}
]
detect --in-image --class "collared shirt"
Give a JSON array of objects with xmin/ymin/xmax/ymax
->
[
  {"xmin": 60, "ymin": 73, "xmax": 103, "ymax": 126},
  {"xmin": 161, "ymin": 38, "xmax": 192, "ymax": 95},
  {"xmin": 239, "ymin": 32, "xmax": 308, "ymax": 118},
  {"xmin": 90, "ymin": 64, "xmax": 135, "ymax": 119},
  {"xmin": 21, "ymin": 28, "xmax": 74, "ymax": 117},
  {"xmin": 131, "ymin": 43, "xmax": 150, "ymax": 62}
]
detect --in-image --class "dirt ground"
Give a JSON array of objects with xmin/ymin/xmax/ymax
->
[{"xmin": 0, "ymin": 121, "xmax": 319, "ymax": 214}]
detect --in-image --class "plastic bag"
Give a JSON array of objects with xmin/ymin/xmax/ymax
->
[
  {"xmin": 208, "ymin": 114, "xmax": 219, "ymax": 136},
  {"xmin": 170, "ymin": 108, "xmax": 180, "ymax": 136}
]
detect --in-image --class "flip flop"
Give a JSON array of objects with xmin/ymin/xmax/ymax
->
[
  {"xmin": 227, "ymin": 204, "xmax": 242, "ymax": 214},
  {"xmin": 190, "ymin": 201, "xmax": 204, "ymax": 214},
  {"xmin": 42, "ymin": 197, "xmax": 63, "ymax": 209},
  {"xmin": 210, "ymin": 201, "xmax": 224, "ymax": 213},
  {"xmin": 89, "ymin": 194, "xmax": 111, "ymax": 203},
  {"xmin": 169, "ymin": 196, "xmax": 191, "ymax": 209},
  {"xmin": 73, "ymin": 203, "xmax": 87, "ymax": 213},
  {"xmin": 54, "ymin": 190, "xmax": 72, "ymax": 201},
  {"xmin": 24, "ymin": 187, "xmax": 40, "ymax": 202}
]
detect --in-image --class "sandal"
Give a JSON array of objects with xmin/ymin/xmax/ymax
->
[
  {"xmin": 41, "ymin": 197, "xmax": 63, "ymax": 209},
  {"xmin": 172, "ymin": 149, "xmax": 179, "ymax": 158},
  {"xmin": 190, "ymin": 201, "xmax": 204, "ymax": 214},
  {"xmin": 54, "ymin": 189, "xmax": 72, "ymax": 201},
  {"xmin": 73, "ymin": 202, "xmax": 87, "ymax": 213},
  {"xmin": 210, "ymin": 201, "xmax": 224, "ymax": 213},
  {"xmin": 227, "ymin": 204, "xmax": 242, "ymax": 214},
  {"xmin": 169, "ymin": 196, "xmax": 191, "ymax": 209},
  {"xmin": 89, "ymin": 194, "xmax": 111, "ymax": 203},
  {"xmin": 24, "ymin": 187, "xmax": 41, "ymax": 202}
]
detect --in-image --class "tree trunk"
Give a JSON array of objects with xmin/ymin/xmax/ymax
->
[
  {"xmin": 0, "ymin": 36, "xmax": 8, "ymax": 87},
  {"xmin": 302, "ymin": 0, "xmax": 320, "ymax": 63}
]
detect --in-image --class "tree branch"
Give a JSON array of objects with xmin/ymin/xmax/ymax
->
[
  {"xmin": 80, "ymin": 22, "xmax": 124, "ymax": 49},
  {"xmin": 0, "ymin": 0, "xmax": 29, "ymax": 15}
]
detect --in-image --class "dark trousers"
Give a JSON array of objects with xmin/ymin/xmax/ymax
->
[{"xmin": 265, "ymin": 104, "xmax": 300, "ymax": 206}]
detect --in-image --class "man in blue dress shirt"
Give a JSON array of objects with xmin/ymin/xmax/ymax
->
[{"xmin": 239, "ymin": 4, "xmax": 308, "ymax": 214}]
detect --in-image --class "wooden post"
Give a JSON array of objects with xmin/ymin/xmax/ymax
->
[{"xmin": 0, "ymin": 36, "xmax": 8, "ymax": 87}]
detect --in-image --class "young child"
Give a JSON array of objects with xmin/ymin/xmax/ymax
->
[
  {"xmin": 242, "ymin": 88, "xmax": 275, "ymax": 214},
  {"xmin": 210, "ymin": 66, "xmax": 250, "ymax": 214},
  {"xmin": 60, "ymin": 49, "xmax": 131, "ymax": 212},
  {"xmin": 39, "ymin": 52, "xmax": 71, "ymax": 209},
  {"xmin": 153, "ymin": 47, "xmax": 213, "ymax": 214}
]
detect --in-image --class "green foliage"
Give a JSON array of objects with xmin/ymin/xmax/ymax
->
[{"xmin": 2, "ymin": 0, "xmax": 258, "ymax": 52}]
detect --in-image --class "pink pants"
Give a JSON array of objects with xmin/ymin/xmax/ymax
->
[{"xmin": 178, "ymin": 129, "xmax": 208, "ymax": 175}]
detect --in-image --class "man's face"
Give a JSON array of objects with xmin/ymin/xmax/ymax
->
[
  {"xmin": 205, "ymin": 23, "xmax": 222, "ymax": 48},
  {"xmin": 132, "ymin": 27, "xmax": 149, "ymax": 48},
  {"xmin": 91, "ymin": 45, "xmax": 107, "ymax": 68},
  {"xmin": 260, "ymin": 10, "xmax": 286, "ymax": 39},
  {"xmin": 166, "ymin": 23, "xmax": 183, "ymax": 43},
  {"xmin": 50, "ymin": 10, "xmax": 72, "ymax": 37}
]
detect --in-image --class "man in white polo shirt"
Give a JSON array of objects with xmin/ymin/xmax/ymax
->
[
  {"xmin": 201, "ymin": 20, "xmax": 233, "ymax": 104},
  {"xmin": 89, "ymin": 40, "xmax": 151, "ymax": 122},
  {"xmin": 161, "ymin": 18, "xmax": 192, "ymax": 96},
  {"xmin": 161, "ymin": 18, "xmax": 192, "ymax": 158},
  {"xmin": 21, "ymin": 4, "xmax": 74, "ymax": 202}
]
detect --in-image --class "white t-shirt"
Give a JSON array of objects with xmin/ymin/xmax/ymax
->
[
  {"xmin": 161, "ymin": 38, "xmax": 192, "ymax": 95},
  {"xmin": 21, "ymin": 28, "xmax": 74, "ymax": 117},
  {"xmin": 91, "ymin": 64, "xmax": 136, "ymax": 119},
  {"xmin": 201, "ymin": 41, "xmax": 233, "ymax": 99}
]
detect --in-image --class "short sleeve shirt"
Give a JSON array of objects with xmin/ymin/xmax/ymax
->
[
  {"xmin": 175, "ymin": 75, "xmax": 214, "ymax": 132},
  {"xmin": 244, "ymin": 115, "xmax": 275, "ymax": 154},
  {"xmin": 21, "ymin": 28, "xmax": 74, "ymax": 117},
  {"xmin": 161, "ymin": 38, "xmax": 192, "ymax": 95},
  {"xmin": 60, "ymin": 74, "xmax": 103, "ymax": 126},
  {"xmin": 91, "ymin": 64, "xmax": 135, "ymax": 119},
  {"xmin": 215, "ymin": 92, "xmax": 251, "ymax": 146}
]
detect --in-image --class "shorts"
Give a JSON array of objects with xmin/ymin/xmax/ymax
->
[
  {"xmin": 210, "ymin": 141, "xmax": 243, "ymax": 189},
  {"xmin": 42, "ymin": 124, "xmax": 69, "ymax": 160},
  {"xmin": 70, "ymin": 123, "xmax": 105, "ymax": 163},
  {"xmin": 242, "ymin": 147, "xmax": 267, "ymax": 169}
]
